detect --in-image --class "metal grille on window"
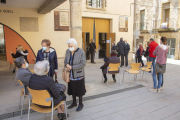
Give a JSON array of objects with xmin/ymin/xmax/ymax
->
[{"xmin": 88, "ymin": 0, "xmax": 102, "ymax": 8}]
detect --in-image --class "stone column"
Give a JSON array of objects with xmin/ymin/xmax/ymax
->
[{"xmin": 69, "ymin": 0, "xmax": 82, "ymax": 48}]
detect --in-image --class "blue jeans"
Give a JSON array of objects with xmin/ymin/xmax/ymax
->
[
  {"xmin": 157, "ymin": 73, "xmax": 163, "ymax": 89},
  {"xmin": 149, "ymin": 57, "xmax": 157, "ymax": 88}
]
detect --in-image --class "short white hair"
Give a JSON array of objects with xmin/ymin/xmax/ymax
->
[
  {"xmin": 34, "ymin": 61, "xmax": 50, "ymax": 76},
  {"xmin": 67, "ymin": 38, "xmax": 77, "ymax": 46}
]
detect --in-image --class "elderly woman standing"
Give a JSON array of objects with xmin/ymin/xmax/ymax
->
[
  {"xmin": 137, "ymin": 43, "xmax": 144, "ymax": 67},
  {"xmin": 36, "ymin": 39, "xmax": 58, "ymax": 77},
  {"xmin": 64, "ymin": 38, "xmax": 86, "ymax": 112}
]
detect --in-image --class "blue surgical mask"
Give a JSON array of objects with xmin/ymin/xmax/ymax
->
[{"xmin": 42, "ymin": 47, "xmax": 47, "ymax": 51}]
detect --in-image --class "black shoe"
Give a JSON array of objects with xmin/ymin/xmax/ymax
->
[
  {"xmin": 104, "ymin": 78, "xmax": 107, "ymax": 83},
  {"xmin": 113, "ymin": 78, "xmax": 116, "ymax": 82},
  {"xmin": 13, "ymin": 69, "xmax": 16, "ymax": 73},
  {"xmin": 120, "ymin": 65, "xmax": 124, "ymax": 67},
  {"xmin": 92, "ymin": 62, "xmax": 96, "ymax": 64},
  {"xmin": 58, "ymin": 113, "xmax": 69, "ymax": 119},
  {"xmin": 76, "ymin": 104, "xmax": 84, "ymax": 112},
  {"xmin": 68, "ymin": 103, "xmax": 77, "ymax": 109}
]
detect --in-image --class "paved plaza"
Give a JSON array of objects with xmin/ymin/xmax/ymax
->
[{"xmin": 0, "ymin": 59, "xmax": 180, "ymax": 120}]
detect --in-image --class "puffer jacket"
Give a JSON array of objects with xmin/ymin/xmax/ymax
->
[
  {"xmin": 64, "ymin": 48, "xmax": 86, "ymax": 79},
  {"xmin": 29, "ymin": 74, "xmax": 64, "ymax": 106},
  {"xmin": 11, "ymin": 50, "xmax": 29, "ymax": 63},
  {"xmin": 36, "ymin": 47, "xmax": 58, "ymax": 77}
]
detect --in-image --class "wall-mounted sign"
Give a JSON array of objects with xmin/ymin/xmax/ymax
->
[
  {"xmin": 119, "ymin": 16, "xmax": 128, "ymax": 32},
  {"xmin": 54, "ymin": 11, "xmax": 69, "ymax": 31},
  {"xmin": 0, "ymin": 9, "xmax": 14, "ymax": 13}
]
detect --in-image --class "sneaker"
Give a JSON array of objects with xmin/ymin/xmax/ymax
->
[
  {"xmin": 157, "ymin": 89, "xmax": 161, "ymax": 92},
  {"xmin": 149, "ymin": 88, "xmax": 157, "ymax": 92},
  {"xmin": 160, "ymin": 87, "xmax": 163, "ymax": 90},
  {"xmin": 147, "ymin": 71, "xmax": 152, "ymax": 74}
]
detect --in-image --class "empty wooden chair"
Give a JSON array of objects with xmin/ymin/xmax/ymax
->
[
  {"xmin": 141, "ymin": 61, "xmax": 152, "ymax": 82},
  {"xmin": 102, "ymin": 63, "xmax": 120, "ymax": 86},
  {"xmin": 27, "ymin": 87, "xmax": 68, "ymax": 120},
  {"xmin": 18, "ymin": 80, "xmax": 28, "ymax": 118},
  {"xmin": 122, "ymin": 63, "xmax": 141, "ymax": 85}
]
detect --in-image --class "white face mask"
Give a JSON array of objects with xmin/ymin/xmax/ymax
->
[
  {"xmin": 26, "ymin": 62, "xmax": 29, "ymax": 68},
  {"xmin": 69, "ymin": 47, "xmax": 75, "ymax": 52}
]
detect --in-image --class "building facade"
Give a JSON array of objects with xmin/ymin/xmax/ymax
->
[
  {"xmin": 0, "ymin": 0, "xmax": 134, "ymax": 66},
  {"xmin": 134, "ymin": 0, "xmax": 180, "ymax": 60}
]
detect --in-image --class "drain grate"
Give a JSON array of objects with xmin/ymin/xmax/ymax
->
[{"xmin": 0, "ymin": 85, "xmax": 144, "ymax": 120}]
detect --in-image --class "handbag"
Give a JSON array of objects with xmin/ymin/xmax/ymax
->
[
  {"xmin": 91, "ymin": 43, "xmax": 97, "ymax": 54},
  {"xmin": 62, "ymin": 68, "xmax": 70, "ymax": 83},
  {"xmin": 155, "ymin": 63, "xmax": 166, "ymax": 73}
]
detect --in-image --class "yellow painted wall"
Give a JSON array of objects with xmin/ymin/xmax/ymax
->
[{"xmin": 0, "ymin": 1, "xmax": 70, "ymax": 58}]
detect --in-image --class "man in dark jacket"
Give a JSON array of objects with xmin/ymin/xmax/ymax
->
[
  {"xmin": 100, "ymin": 50, "xmax": 120, "ymax": 83},
  {"xmin": 14, "ymin": 57, "xmax": 32, "ymax": 95},
  {"xmin": 124, "ymin": 40, "xmax": 130, "ymax": 67},
  {"xmin": 112, "ymin": 41, "xmax": 116, "ymax": 50},
  {"xmin": 29, "ymin": 61, "xmax": 68, "ymax": 119},
  {"xmin": 117, "ymin": 37, "xmax": 126, "ymax": 67},
  {"xmin": 89, "ymin": 39, "xmax": 96, "ymax": 64}
]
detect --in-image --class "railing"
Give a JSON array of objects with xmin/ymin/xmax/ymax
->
[{"xmin": 136, "ymin": 18, "xmax": 178, "ymax": 31}]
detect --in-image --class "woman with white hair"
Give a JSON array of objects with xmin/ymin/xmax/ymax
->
[
  {"xmin": 64, "ymin": 38, "xmax": 86, "ymax": 112},
  {"xmin": 29, "ymin": 61, "xmax": 68, "ymax": 120}
]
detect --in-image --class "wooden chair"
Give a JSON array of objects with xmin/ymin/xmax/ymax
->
[
  {"xmin": 27, "ymin": 87, "xmax": 68, "ymax": 120},
  {"xmin": 141, "ymin": 61, "xmax": 152, "ymax": 83},
  {"xmin": 102, "ymin": 63, "xmax": 120, "ymax": 86},
  {"xmin": 122, "ymin": 63, "xmax": 141, "ymax": 85},
  {"xmin": 18, "ymin": 80, "xmax": 28, "ymax": 118},
  {"xmin": 30, "ymin": 70, "xmax": 35, "ymax": 73}
]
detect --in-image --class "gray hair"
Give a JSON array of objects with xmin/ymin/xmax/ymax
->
[
  {"xmin": 67, "ymin": 38, "xmax": 77, "ymax": 46},
  {"xmin": 120, "ymin": 37, "xmax": 123, "ymax": 41},
  {"xmin": 34, "ymin": 61, "xmax": 50, "ymax": 76},
  {"xmin": 14, "ymin": 57, "xmax": 25, "ymax": 68}
]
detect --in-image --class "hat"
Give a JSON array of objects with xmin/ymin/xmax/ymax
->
[{"xmin": 111, "ymin": 50, "xmax": 118, "ymax": 55}]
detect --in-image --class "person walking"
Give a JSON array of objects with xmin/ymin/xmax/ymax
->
[
  {"xmin": 149, "ymin": 37, "xmax": 168, "ymax": 92},
  {"xmin": 137, "ymin": 43, "xmax": 144, "ymax": 67},
  {"xmin": 36, "ymin": 39, "xmax": 58, "ymax": 77},
  {"xmin": 89, "ymin": 39, "xmax": 96, "ymax": 64},
  {"xmin": 124, "ymin": 40, "xmax": 130, "ymax": 67},
  {"xmin": 64, "ymin": 38, "xmax": 86, "ymax": 112},
  {"xmin": 117, "ymin": 37, "xmax": 126, "ymax": 67},
  {"xmin": 144, "ymin": 41, "xmax": 150, "ymax": 62},
  {"xmin": 148, "ymin": 38, "xmax": 158, "ymax": 83}
]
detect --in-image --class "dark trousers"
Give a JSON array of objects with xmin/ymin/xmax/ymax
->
[
  {"xmin": 103, "ymin": 74, "xmax": 115, "ymax": 79},
  {"xmin": 90, "ymin": 51, "xmax": 95, "ymax": 63},
  {"xmin": 119, "ymin": 54, "xmax": 124, "ymax": 66},
  {"xmin": 125, "ymin": 54, "xmax": 128, "ymax": 66},
  {"xmin": 137, "ymin": 55, "xmax": 144, "ymax": 66},
  {"xmin": 135, "ymin": 55, "xmax": 138, "ymax": 63}
]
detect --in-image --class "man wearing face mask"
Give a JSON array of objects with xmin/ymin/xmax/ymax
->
[
  {"xmin": 36, "ymin": 39, "xmax": 58, "ymax": 77},
  {"xmin": 14, "ymin": 57, "xmax": 33, "ymax": 95}
]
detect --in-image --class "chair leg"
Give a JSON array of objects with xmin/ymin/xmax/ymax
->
[
  {"xmin": 28, "ymin": 98, "xmax": 31, "ymax": 120},
  {"xmin": 20, "ymin": 96, "xmax": 25, "ymax": 118},
  {"xmin": 19, "ymin": 95, "xmax": 21, "ymax": 109},
  {"xmin": 44, "ymin": 113, "xmax": 47, "ymax": 120},
  {"xmin": 140, "ymin": 71, "xmax": 142, "ymax": 85},
  {"xmin": 102, "ymin": 74, "xmax": 103, "ymax": 83},
  {"xmin": 65, "ymin": 102, "xmax": 68, "ymax": 120},
  {"xmin": 128, "ymin": 73, "xmax": 130, "ymax": 86},
  {"xmin": 145, "ymin": 71, "xmax": 147, "ymax": 83},
  {"xmin": 119, "ymin": 73, "xmax": 121, "ymax": 86},
  {"xmin": 122, "ymin": 71, "xmax": 125, "ymax": 83}
]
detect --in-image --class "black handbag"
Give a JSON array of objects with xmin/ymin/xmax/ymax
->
[{"xmin": 155, "ymin": 63, "xmax": 166, "ymax": 73}]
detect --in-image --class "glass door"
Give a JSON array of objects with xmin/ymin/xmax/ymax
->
[
  {"xmin": 167, "ymin": 38, "xmax": 176, "ymax": 59},
  {"xmin": 0, "ymin": 24, "xmax": 6, "ymax": 60}
]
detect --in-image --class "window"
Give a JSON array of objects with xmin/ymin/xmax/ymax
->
[
  {"xmin": 88, "ymin": 0, "xmax": 102, "ymax": 8},
  {"xmin": 140, "ymin": 10, "xmax": 145, "ymax": 30},
  {"xmin": 162, "ymin": 3, "xmax": 170, "ymax": 28}
]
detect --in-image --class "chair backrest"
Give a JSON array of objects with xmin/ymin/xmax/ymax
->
[
  {"xmin": 30, "ymin": 70, "xmax": 35, "ymax": 73},
  {"xmin": 18, "ymin": 80, "xmax": 24, "ymax": 86},
  {"xmin": 27, "ymin": 87, "xmax": 51, "ymax": 106},
  {"xmin": 146, "ymin": 62, "xmax": 152, "ymax": 69},
  {"xmin": 18, "ymin": 80, "xmax": 25, "ymax": 94},
  {"xmin": 108, "ymin": 63, "xmax": 120, "ymax": 72},
  {"xmin": 130, "ymin": 63, "xmax": 141, "ymax": 70}
]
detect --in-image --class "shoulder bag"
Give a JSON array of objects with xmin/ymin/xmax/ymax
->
[
  {"xmin": 62, "ymin": 68, "xmax": 70, "ymax": 83},
  {"xmin": 91, "ymin": 43, "xmax": 97, "ymax": 54},
  {"xmin": 155, "ymin": 63, "xmax": 166, "ymax": 73}
]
